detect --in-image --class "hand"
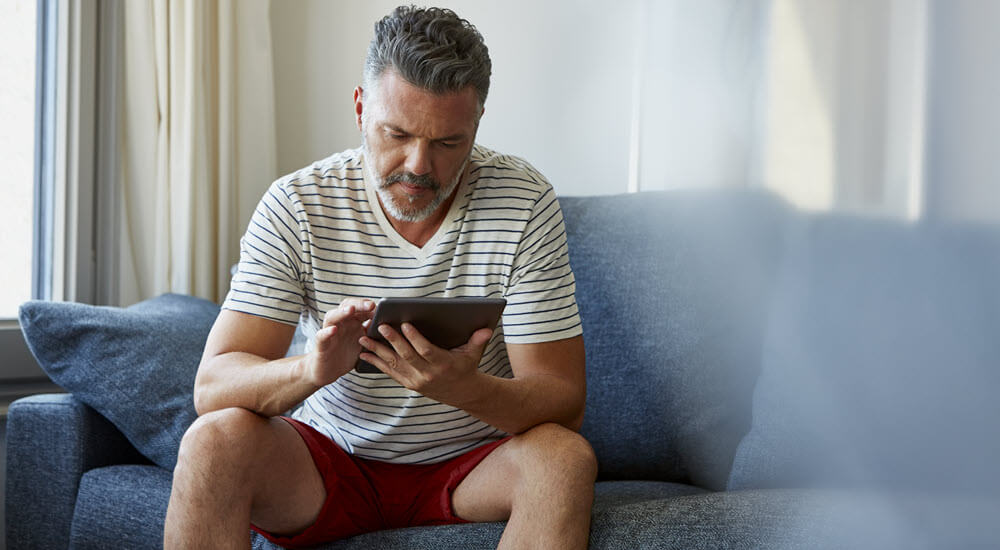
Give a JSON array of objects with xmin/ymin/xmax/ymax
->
[
  {"xmin": 303, "ymin": 299, "xmax": 375, "ymax": 386},
  {"xmin": 358, "ymin": 323, "xmax": 493, "ymax": 405}
]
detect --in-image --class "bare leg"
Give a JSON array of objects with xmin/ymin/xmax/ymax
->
[
  {"xmin": 164, "ymin": 408, "xmax": 326, "ymax": 549},
  {"xmin": 452, "ymin": 423, "xmax": 598, "ymax": 549}
]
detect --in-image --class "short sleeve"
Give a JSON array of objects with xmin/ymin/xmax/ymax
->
[
  {"xmin": 222, "ymin": 181, "xmax": 306, "ymax": 325},
  {"xmin": 502, "ymin": 186, "xmax": 583, "ymax": 343}
]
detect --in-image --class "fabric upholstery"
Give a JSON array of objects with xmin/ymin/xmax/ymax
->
[
  {"xmin": 73, "ymin": 461, "xmax": 995, "ymax": 550},
  {"xmin": 560, "ymin": 190, "xmax": 789, "ymax": 489},
  {"xmin": 71, "ymin": 465, "xmax": 172, "ymax": 549},
  {"xmin": 18, "ymin": 293, "xmax": 219, "ymax": 470},
  {"xmin": 729, "ymin": 215, "xmax": 1000, "ymax": 492},
  {"xmin": 5, "ymin": 394, "xmax": 148, "ymax": 550},
  {"xmin": 8, "ymin": 189, "xmax": 1000, "ymax": 549}
]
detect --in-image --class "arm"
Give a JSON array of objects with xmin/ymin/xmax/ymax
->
[
  {"xmin": 194, "ymin": 301, "xmax": 375, "ymax": 417},
  {"xmin": 359, "ymin": 325, "xmax": 586, "ymax": 434},
  {"xmin": 467, "ymin": 336, "xmax": 587, "ymax": 433}
]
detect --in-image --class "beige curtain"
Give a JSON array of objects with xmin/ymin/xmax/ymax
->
[
  {"xmin": 631, "ymin": 0, "xmax": 932, "ymax": 219},
  {"xmin": 119, "ymin": 0, "xmax": 277, "ymax": 305}
]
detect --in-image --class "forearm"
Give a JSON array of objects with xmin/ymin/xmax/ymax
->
[
  {"xmin": 193, "ymin": 352, "xmax": 320, "ymax": 418},
  {"xmin": 455, "ymin": 372, "xmax": 585, "ymax": 435}
]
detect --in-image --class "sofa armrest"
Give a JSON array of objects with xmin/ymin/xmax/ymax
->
[{"xmin": 6, "ymin": 393, "xmax": 149, "ymax": 550}]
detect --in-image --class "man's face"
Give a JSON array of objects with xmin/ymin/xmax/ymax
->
[{"xmin": 357, "ymin": 70, "xmax": 481, "ymax": 223}]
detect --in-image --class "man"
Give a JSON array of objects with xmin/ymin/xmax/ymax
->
[{"xmin": 164, "ymin": 6, "xmax": 596, "ymax": 549}]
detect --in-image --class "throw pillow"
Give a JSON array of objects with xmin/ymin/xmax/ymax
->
[{"xmin": 19, "ymin": 293, "xmax": 220, "ymax": 470}]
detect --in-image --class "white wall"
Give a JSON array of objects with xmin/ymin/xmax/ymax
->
[
  {"xmin": 270, "ymin": 1, "xmax": 999, "ymax": 220},
  {"xmin": 270, "ymin": 0, "xmax": 638, "ymax": 196},
  {"xmin": 924, "ymin": 0, "xmax": 1000, "ymax": 224},
  {"xmin": 637, "ymin": 1, "xmax": 766, "ymax": 191}
]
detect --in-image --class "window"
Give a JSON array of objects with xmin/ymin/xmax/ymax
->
[
  {"xmin": 1, "ymin": 0, "xmax": 119, "ymax": 390},
  {"xmin": 0, "ymin": 0, "xmax": 39, "ymax": 319}
]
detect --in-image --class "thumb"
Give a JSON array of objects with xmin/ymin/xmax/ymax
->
[{"xmin": 460, "ymin": 327, "xmax": 493, "ymax": 353}]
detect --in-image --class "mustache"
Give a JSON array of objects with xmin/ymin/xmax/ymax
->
[{"xmin": 384, "ymin": 172, "xmax": 440, "ymax": 191}]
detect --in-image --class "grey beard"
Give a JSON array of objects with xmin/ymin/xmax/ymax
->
[{"xmin": 362, "ymin": 141, "xmax": 468, "ymax": 223}]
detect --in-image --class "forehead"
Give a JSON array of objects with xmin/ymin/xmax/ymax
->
[{"xmin": 366, "ymin": 70, "xmax": 480, "ymax": 137}]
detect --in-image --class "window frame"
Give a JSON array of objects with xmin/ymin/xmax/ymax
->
[{"xmin": 1, "ymin": 0, "xmax": 120, "ymax": 391}]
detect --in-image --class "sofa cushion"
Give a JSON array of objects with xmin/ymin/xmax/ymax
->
[
  {"xmin": 68, "ymin": 470, "xmax": 703, "ymax": 550},
  {"xmin": 560, "ymin": 190, "xmax": 788, "ymax": 490},
  {"xmin": 18, "ymin": 293, "xmax": 219, "ymax": 470},
  {"xmin": 729, "ymin": 215, "xmax": 1000, "ymax": 493},
  {"xmin": 69, "ymin": 467, "xmax": 999, "ymax": 549},
  {"xmin": 71, "ymin": 465, "xmax": 172, "ymax": 549},
  {"xmin": 587, "ymin": 487, "xmax": 1000, "ymax": 550}
]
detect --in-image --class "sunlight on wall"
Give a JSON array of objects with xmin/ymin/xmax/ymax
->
[{"xmin": 760, "ymin": 0, "xmax": 835, "ymax": 212}]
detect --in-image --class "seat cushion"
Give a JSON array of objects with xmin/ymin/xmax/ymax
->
[
  {"xmin": 18, "ymin": 293, "xmax": 219, "ymax": 470},
  {"xmin": 68, "ymin": 469, "xmax": 704, "ymax": 550},
  {"xmin": 71, "ymin": 468, "xmax": 999, "ymax": 549},
  {"xmin": 587, "ymin": 488, "xmax": 1000, "ymax": 549},
  {"xmin": 257, "ymin": 480, "xmax": 708, "ymax": 550}
]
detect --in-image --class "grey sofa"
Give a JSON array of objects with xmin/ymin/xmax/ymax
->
[{"xmin": 8, "ymin": 189, "xmax": 1000, "ymax": 549}]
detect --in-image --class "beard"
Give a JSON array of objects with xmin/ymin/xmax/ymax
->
[{"xmin": 362, "ymin": 135, "xmax": 468, "ymax": 224}]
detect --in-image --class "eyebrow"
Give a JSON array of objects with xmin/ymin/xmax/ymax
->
[{"xmin": 384, "ymin": 123, "xmax": 467, "ymax": 143}]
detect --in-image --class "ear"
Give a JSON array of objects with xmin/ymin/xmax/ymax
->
[{"xmin": 354, "ymin": 86, "xmax": 364, "ymax": 131}]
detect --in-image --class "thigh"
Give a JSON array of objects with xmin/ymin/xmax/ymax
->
[
  {"xmin": 450, "ymin": 437, "xmax": 520, "ymax": 523},
  {"xmin": 450, "ymin": 423, "xmax": 597, "ymax": 523},
  {"xmin": 242, "ymin": 415, "xmax": 327, "ymax": 535}
]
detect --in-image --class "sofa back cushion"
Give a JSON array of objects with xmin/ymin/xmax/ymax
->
[
  {"xmin": 561, "ymin": 189, "xmax": 788, "ymax": 489},
  {"xmin": 19, "ymin": 294, "xmax": 219, "ymax": 470},
  {"xmin": 728, "ymin": 215, "xmax": 1000, "ymax": 492}
]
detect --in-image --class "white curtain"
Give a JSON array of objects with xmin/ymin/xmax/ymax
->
[
  {"xmin": 632, "ymin": 0, "xmax": 965, "ymax": 221},
  {"xmin": 118, "ymin": 0, "xmax": 277, "ymax": 305}
]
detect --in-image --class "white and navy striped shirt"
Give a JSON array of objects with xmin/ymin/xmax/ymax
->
[{"xmin": 223, "ymin": 144, "xmax": 582, "ymax": 464}]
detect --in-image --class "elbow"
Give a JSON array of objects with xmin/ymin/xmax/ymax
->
[
  {"xmin": 564, "ymin": 400, "xmax": 586, "ymax": 432},
  {"xmin": 192, "ymin": 389, "xmax": 211, "ymax": 417},
  {"xmin": 192, "ymin": 382, "xmax": 213, "ymax": 416},
  {"xmin": 191, "ymin": 359, "xmax": 219, "ymax": 416}
]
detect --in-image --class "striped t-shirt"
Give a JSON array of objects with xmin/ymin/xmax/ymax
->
[{"xmin": 222, "ymin": 144, "xmax": 582, "ymax": 464}]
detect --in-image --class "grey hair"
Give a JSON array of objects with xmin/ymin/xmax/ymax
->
[{"xmin": 363, "ymin": 5, "xmax": 491, "ymax": 109}]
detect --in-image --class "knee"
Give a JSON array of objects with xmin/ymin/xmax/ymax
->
[
  {"xmin": 512, "ymin": 423, "xmax": 598, "ymax": 484},
  {"xmin": 175, "ymin": 407, "xmax": 265, "ymax": 471}
]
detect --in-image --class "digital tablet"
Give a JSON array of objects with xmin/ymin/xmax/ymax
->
[{"xmin": 355, "ymin": 297, "xmax": 507, "ymax": 373}]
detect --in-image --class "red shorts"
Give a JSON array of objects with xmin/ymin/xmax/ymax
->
[{"xmin": 251, "ymin": 417, "xmax": 510, "ymax": 548}]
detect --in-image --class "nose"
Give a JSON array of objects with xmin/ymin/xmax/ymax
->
[{"xmin": 404, "ymin": 140, "xmax": 432, "ymax": 176}]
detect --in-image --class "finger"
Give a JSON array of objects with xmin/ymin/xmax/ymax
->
[
  {"xmin": 376, "ymin": 324, "xmax": 422, "ymax": 364},
  {"xmin": 358, "ymin": 352, "xmax": 390, "ymax": 373},
  {"xmin": 323, "ymin": 304, "xmax": 356, "ymax": 327},
  {"xmin": 340, "ymin": 298, "xmax": 377, "ymax": 319},
  {"xmin": 314, "ymin": 325, "xmax": 338, "ymax": 349},
  {"xmin": 339, "ymin": 297, "xmax": 372, "ymax": 309},
  {"xmin": 359, "ymin": 335, "xmax": 398, "ymax": 363},
  {"xmin": 399, "ymin": 323, "xmax": 441, "ymax": 359},
  {"xmin": 359, "ymin": 336, "xmax": 410, "ymax": 376}
]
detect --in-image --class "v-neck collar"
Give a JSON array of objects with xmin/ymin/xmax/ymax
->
[{"xmin": 363, "ymin": 156, "xmax": 472, "ymax": 263}]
